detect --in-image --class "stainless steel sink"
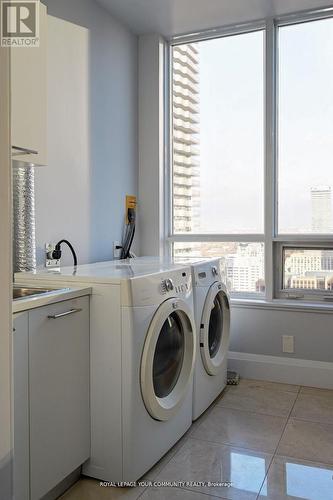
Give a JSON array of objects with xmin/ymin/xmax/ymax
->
[{"xmin": 13, "ymin": 286, "xmax": 67, "ymax": 301}]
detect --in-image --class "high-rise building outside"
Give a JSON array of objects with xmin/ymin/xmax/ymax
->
[
  {"xmin": 225, "ymin": 243, "xmax": 265, "ymax": 293},
  {"xmin": 311, "ymin": 186, "xmax": 333, "ymax": 233},
  {"xmin": 172, "ymin": 43, "xmax": 200, "ymax": 256}
]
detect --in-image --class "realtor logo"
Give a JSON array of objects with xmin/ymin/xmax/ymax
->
[{"xmin": 1, "ymin": 0, "xmax": 39, "ymax": 46}]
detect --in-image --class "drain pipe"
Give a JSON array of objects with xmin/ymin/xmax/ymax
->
[{"xmin": 13, "ymin": 166, "xmax": 37, "ymax": 273}]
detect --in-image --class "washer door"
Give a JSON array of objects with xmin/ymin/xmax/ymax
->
[
  {"xmin": 141, "ymin": 298, "xmax": 195, "ymax": 421},
  {"xmin": 200, "ymin": 282, "xmax": 230, "ymax": 376}
]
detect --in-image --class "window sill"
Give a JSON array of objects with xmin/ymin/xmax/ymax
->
[{"xmin": 231, "ymin": 297, "xmax": 333, "ymax": 313}]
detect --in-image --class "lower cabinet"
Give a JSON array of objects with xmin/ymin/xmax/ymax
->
[
  {"xmin": 13, "ymin": 312, "xmax": 30, "ymax": 500},
  {"xmin": 13, "ymin": 296, "xmax": 90, "ymax": 500}
]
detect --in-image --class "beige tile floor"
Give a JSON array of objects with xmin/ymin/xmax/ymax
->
[{"xmin": 60, "ymin": 379, "xmax": 333, "ymax": 500}]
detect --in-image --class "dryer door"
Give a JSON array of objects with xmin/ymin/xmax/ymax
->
[
  {"xmin": 200, "ymin": 282, "xmax": 230, "ymax": 376},
  {"xmin": 141, "ymin": 298, "xmax": 195, "ymax": 421}
]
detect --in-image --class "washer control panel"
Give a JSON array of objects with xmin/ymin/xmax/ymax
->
[
  {"xmin": 194, "ymin": 259, "xmax": 222, "ymax": 287},
  {"xmin": 212, "ymin": 265, "xmax": 218, "ymax": 277}
]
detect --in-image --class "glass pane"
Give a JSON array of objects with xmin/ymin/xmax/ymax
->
[
  {"xmin": 208, "ymin": 294, "xmax": 223, "ymax": 358},
  {"xmin": 173, "ymin": 242, "xmax": 265, "ymax": 294},
  {"xmin": 153, "ymin": 312, "xmax": 184, "ymax": 398},
  {"xmin": 278, "ymin": 19, "xmax": 333, "ymax": 234},
  {"xmin": 283, "ymin": 247, "xmax": 333, "ymax": 291},
  {"xmin": 172, "ymin": 31, "xmax": 264, "ymax": 234}
]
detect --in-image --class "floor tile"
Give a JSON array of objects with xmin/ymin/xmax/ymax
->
[
  {"xmin": 156, "ymin": 438, "xmax": 272, "ymax": 499},
  {"xmin": 258, "ymin": 455, "xmax": 333, "ymax": 500},
  {"xmin": 192, "ymin": 407, "xmax": 286, "ymax": 453},
  {"xmin": 291, "ymin": 393, "xmax": 333, "ymax": 424},
  {"xmin": 216, "ymin": 387, "xmax": 297, "ymax": 417},
  {"xmin": 227, "ymin": 379, "xmax": 299, "ymax": 394},
  {"xmin": 59, "ymin": 478, "xmax": 144, "ymax": 500},
  {"xmin": 140, "ymin": 486, "xmax": 216, "ymax": 499},
  {"xmin": 277, "ymin": 418, "xmax": 333, "ymax": 465},
  {"xmin": 144, "ymin": 431, "xmax": 190, "ymax": 480},
  {"xmin": 188, "ymin": 401, "xmax": 218, "ymax": 436},
  {"xmin": 300, "ymin": 386, "xmax": 333, "ymax": 398}
]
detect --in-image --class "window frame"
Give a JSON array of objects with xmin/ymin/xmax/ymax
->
[
  {"xmin": 165, "ymin": 7, "xmax": 333, "ymax": 301},
  {"xmin": 275, "ymin": 242, "xmax": 333, "ymax": 301}
]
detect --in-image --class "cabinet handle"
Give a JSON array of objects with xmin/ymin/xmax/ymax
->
[
  {"xmin": 47, "ymin": 308, "xmax": 82, "ymax": 319},
  {"xmin": 12, "ymin": 145, "xmax": 38, "ymax": 156}
]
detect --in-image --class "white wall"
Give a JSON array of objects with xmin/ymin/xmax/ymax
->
[
  {"xmin": 35, "ymin": 0, "xmax": 138, "ymax": 266},
  {"xmin": 230, "ymin": 305, "xmax": 333, "ymax": 362},
  {"xmin": 138, "ymin": 34, "xmax": 166, "ymax": 257},
  {"xmin": 229, "ymin": 304, "xmax": 333, "ymax": 388}
]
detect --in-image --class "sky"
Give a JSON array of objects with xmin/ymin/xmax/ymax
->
[{"xmin": 190, "ymin": 17, "xmax": 333, "ymax": 234}]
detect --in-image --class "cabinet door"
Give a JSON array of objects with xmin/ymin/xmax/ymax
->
[
  {"xmin": 29, "ymin": 297, "xmax": 90, "ymax": 500},
  {"xmin": 13, "ymin": 312, "xmax": 30, "ymax": 500},
  {"xmin": 11, "ymin": 3, "xmax": 47, "ymax": 166}
]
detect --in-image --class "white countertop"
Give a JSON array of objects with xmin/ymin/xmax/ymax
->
[
  {"xmin": 15, "ymin": 260, "xmax": 192, "ymax": 284},
  {"xmin": 13, "ymin": 285, "xmax": 92, "ymax": 313}
]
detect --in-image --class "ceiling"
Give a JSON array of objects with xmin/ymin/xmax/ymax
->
[{"xmin": 96, "ymin": 0, "xmax": 333, "ymax": 37}]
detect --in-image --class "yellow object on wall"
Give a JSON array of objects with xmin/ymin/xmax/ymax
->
[{"xmin": 125, "ymin": 195, "xmax": 137, "ymax": 224}]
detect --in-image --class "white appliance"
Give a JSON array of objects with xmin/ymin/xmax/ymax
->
[
  {"xmin": 16, "ymin": 261, "xmax": 196, "ymax": 482},
  {"xmin": 190, "ymin": 258, "xmax": 230, "ymax": 420},
  {"xmin": 115, "ymin": 257, "xmax": 230, "ymax": 420}
]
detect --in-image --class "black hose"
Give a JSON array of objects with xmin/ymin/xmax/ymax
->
[
  {"xmin": 120, "ymin": 208, "xmax": 136, "ymax": 259},
  {"xmin": 124, "ymin": 225, "xmax": 136, "ymax": 259},
  {"xmin": 53, "ymin": 239, "xmax": 78, "ymax": 266}
]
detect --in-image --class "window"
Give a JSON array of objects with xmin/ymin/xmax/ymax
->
[
  {"xmin": 278, "ymin": 18, "xmax": 333, "ymax": 234},
  {"xmin": 168, "ymin": 13, "xmax": 333, "ymax": 301},
  {"xmin": 282, "ymin": 247, "xmax": 333, "ymax": 293},
  {"xmin": 170, "ymin": 29, "xmax": 265, "ymax": 296},
  {"xmin": 172, "ymin": 32, "xmax": 264, "ymax": 235}
]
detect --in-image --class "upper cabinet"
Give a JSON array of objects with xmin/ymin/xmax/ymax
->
[{"xmin": 11, "ymin": 3, "xmax": 47, "ymax": 167}]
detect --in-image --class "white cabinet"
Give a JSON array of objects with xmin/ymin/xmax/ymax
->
[
  {"xmin": 13, "ymin": 296, "xmax": 90, "ymax": 500},
  {"xmin": 13, "ymin": 312, "xmax": 30, "ymax": 500},
  {"xmin": 11, "ymin": 3, "xmax": 47, "ymax": 166}
]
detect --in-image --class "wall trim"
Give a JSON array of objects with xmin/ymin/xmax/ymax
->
[{"xmin": 228, "ymin": 351, "xmax": 333, "ymax": 389}]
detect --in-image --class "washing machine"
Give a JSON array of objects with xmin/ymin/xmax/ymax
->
[
  {"xmin": 16, "ymin": 261, "xmax": 196, "ymax": 482},
  {"xmin": 115, "ymin": 257, "xmax": 230, "ymax": 420},
  {"xmin": 190, "ymin": 258, "xmax": 230, "ymax": 420}
]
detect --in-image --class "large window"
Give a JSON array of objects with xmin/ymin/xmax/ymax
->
[
  {"xmin": 171, "ymin": 30, "xmax": 265, "ymax": 296},
  {"xmin": 172, "ymin": 32, "xmax": 264, "ymax": 236},
  {"xmin": 169, "ymin": 13, "xmax": 333, "ymax": 301},
  {"xmin": 278, "ymin": 18, "xmax": 333, "ymax": 234}
]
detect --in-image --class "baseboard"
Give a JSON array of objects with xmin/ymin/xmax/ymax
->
[{"xmin": 228, "ymin": 351, "xmax": 333, "ymax": 389}]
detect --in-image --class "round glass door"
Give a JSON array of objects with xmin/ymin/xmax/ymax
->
[
  {"xmin": 153, "ymin": 312, "xmax": 185, "ymax": 398},
  {"xmin": 200, "ymin": 282, "xmax": 230, "ymax": 376},
  {"xmin": 208, "ymin": 295, "xmax": 223, "ymax": 358},
  {"xmin": 141, "ymin": 299, "xmax": 195, "ymax": 421}
]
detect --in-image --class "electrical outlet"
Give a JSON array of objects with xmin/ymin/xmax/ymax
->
[
  {"xmin": 45, "ymin": 242, "xmax": 60, "ymax": 268},
  {"xmin": 113, "ymin": 241, "xmax": 122, "ymax": 259},
  {"xmin": 282, "ymin": 335, "xmax": 294, "ymax": 353}
]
